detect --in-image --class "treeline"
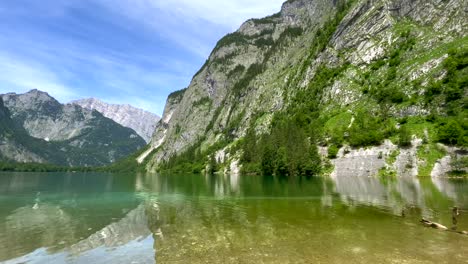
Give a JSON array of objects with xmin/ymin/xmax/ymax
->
[
  {"xmin": 0, "ymin": 161, "xmax": 92, "ymax": 172},
  {"xmin": 241, "ymin": 117, "xmax": 321, "ymax": 176},
  {"xmin": 0, "ymin": 145, "xmax": 157, "ymax": 173}
]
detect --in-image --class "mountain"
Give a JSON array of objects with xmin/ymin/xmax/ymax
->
[
  {"xmin": 0, "ymin": 89, "xmax": 146, "ymax": 167},
  {"xmin": 140, "ymin": 0, "xmax": 467, "ymax": 177},
  {"xmin": 71, "ymin": 98, "xmax": 160, "ymax": 143}
]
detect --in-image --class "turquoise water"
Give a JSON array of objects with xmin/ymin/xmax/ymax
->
[{"xmin": 0, "ymin": 172, "xmax": 467, "ymax": 263}]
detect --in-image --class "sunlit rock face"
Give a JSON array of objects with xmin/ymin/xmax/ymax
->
[
  {"xmin": 330, "ymin": 141, "xmax": 394, "ymax": 178},
  {"xmin": 72, "ymin": 98, "xmax": 160, "ymax": 143},
  {"xmin": 0, "ymin": 89, "xmax": 146, "ymax": 166},
  {"xmin": 144, "ymin": 0, "xmax": 467, "ymax": 176}
]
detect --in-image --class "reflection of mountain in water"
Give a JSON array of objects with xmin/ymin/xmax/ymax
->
[
  {"xmin": 2, "ymin": 204, "xmax": 76, "ymax": 260},
  {"xmin": 3, "ymin": 201, "xmax": 160, "ymax": 264},
  {"xmin": 69, "ymin": 204, "xmax": 151, "ymax": 255},
  {"xmin": 65, "ymin": 201, "xmax": 161, "ymax": 264}
]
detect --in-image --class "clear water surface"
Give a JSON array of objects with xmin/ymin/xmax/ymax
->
[{"xmin": 0, "ymin": 172, "xmax": 467, "ymax": 263}]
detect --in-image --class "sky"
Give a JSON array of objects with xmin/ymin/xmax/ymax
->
[{"xmin": 0, "ymin": 0, "xmax": 285, "ymax": 115}]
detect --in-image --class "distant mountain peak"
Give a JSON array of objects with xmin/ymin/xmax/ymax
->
[
  {"xmin": 0, "ymin": 90, "xmax": 146, "ymax": 166},
  {"xmin": 24, "ymin": 89, "xmax": 55, "ymax": 98},
  {"xmin": 71, "ymin": 98, "xmax": 160, "ymax": 143},
  {"xmin": 2, "ymin": 89, "xmax": 61, "ymax": 113}
]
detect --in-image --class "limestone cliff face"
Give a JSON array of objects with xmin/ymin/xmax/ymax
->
[
  {"xmin": 138, "ymin": 89, "xmax": 186, "ymax": 164},
  {"xmin": 71, "ymin": 98, "xmax": 160, "ymax": 143},
  {"xmin": 145, "ymin": 0, "xmax": 338, "ymax": 167},
  {"xmin": 143, "ymin": 0, "xmax": 467, "ymax": 175},
  {"xmin": 0, "ymin": 90, "xmax": 146, "ymax": 166}
]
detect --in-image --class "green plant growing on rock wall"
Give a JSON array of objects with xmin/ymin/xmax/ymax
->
[{"xmin": 398, "ymin": 125, "xmax": 412, "ymax": 147}]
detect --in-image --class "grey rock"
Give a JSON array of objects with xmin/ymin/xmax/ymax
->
[
  {"xmin": 143, "ymin": 0, "xmax": 467, "ymax": 177},
  {"xmin": 71, "ymin": 98, "xmax": 160, "ymax": 143},
  {"xmin": 0, "ymin": 90, "xmax": 146, "ymax": 166}
]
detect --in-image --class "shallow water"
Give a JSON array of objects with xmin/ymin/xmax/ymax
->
[{"xmin": 0, "ymin": 172, "xmax": 467, "ymax": 263}]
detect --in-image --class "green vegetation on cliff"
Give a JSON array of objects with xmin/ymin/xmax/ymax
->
[{"xmin": 149, "ymin": 0, "xmax": 467, "ymax": 177}]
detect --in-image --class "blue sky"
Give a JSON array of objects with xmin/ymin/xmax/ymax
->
[{"xmin": 0, "ymin": 0, "xmax": 285, "ymax": 115}]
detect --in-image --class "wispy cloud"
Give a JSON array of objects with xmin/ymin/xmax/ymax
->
[
  {"xmin": 96, "ymin": 0, "xmax": 285, "ymax": 58},
  {"xmin": 0, "ymin": 0, "xmax": 286, "ymax": 115},
  {"xmin": 0, "ymin": 53, "xmax": 77, "ymax": 101},
  {"xmin": 102, "ymin": 0, "xmax": 285, "ymax": 29},
  {"xmin": 152, "ymin": 0, "xmax": 285, "ymax": 28}
]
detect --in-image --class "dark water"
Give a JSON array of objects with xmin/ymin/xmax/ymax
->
[{"xmin": 0, "ymin": 172, "xmax": 467, "ymax": 263}]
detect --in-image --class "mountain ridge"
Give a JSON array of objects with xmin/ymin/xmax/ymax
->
[
  {"xmin": 71, "ymin": 98, "xmax": 160, "ymax": 143},
  {"xmin": 0, "ymin": 89, "xmax": 146, "ymax": 166}
]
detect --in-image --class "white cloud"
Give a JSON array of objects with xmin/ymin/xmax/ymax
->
[
  {"xmin": 0, "ymin": 53, "xmax": 77, "ymax": 102},
  {"xmin": 151, "ymin": 0, "xmax": 285, "ymax": 28},
  {"xmin": 108, "ymin": 0, "xmax": 285, "ymax": 29},
  {"xmin": 96, "ymin": 0, "xmax": 285, "ymax": 57}
]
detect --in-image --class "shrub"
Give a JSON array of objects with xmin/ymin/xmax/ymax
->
[
  {"xmin": 438, "ymin": 119, "xmax": 464, "ymax": 146},
  {"xmin": 328, "ymin": 145, "xmax": 339, "ymax": 159},
  {"xmin": 398, "ymin": 125, "xmax": 412, "ymax": 147},
  {"xmin": 348, "ymin": 110, "xmax": 386, "ymax": 147}
]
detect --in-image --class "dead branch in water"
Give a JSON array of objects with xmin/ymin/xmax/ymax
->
[{"xmin": 420, "ymin": 219, "xmax": 468, "ymax": 235}]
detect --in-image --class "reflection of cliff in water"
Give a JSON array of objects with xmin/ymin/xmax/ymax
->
[
  {"xmin": 432, "ymin": 177, "xmax": 468, "ymax": 206},
  {"xmin": 330, "ymin": 174, "xmax": 467, "ymax": 216}
]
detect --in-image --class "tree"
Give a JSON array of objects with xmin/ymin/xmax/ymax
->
[
  {"xmin": 328, "ymin": 145, "xmax": 339, "ymax": 159},
  {"xmin": 398, "ymin": 125, "xmax": 412, "ymax": 147},
  {"xmin": 275, "ymin": 147, "xmax": 288, "ymax": 176},
  {"xmin": 208, "ymin": 154, "xmax": 217, "ymax": 175},
  {"xmin": 438, "ymin": 120, "xmax": 463, "ymax": 145},
  {"xmin": 304, "ymin": 145, "xmax": 321, "ymax": 176},
  {"xmin": 261, "ymin": 142, "xmax": 275, "ymax": 176}
]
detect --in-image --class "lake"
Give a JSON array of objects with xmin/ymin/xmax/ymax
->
[{"xmin": 0, "ymin": 172, "xmax": 467, "ymax": 263}]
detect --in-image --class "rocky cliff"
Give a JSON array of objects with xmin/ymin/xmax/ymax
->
[
  {"xmin": 71, "ymin": 98, "xmax": 160, "ymax": 143},
  {"xmin": 142, "ymin": 0, "xmax": 467, "ymax": 177},
  {"xmin": 0, "ymin": 89, "xmax": 146, "ymax": 166}
]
